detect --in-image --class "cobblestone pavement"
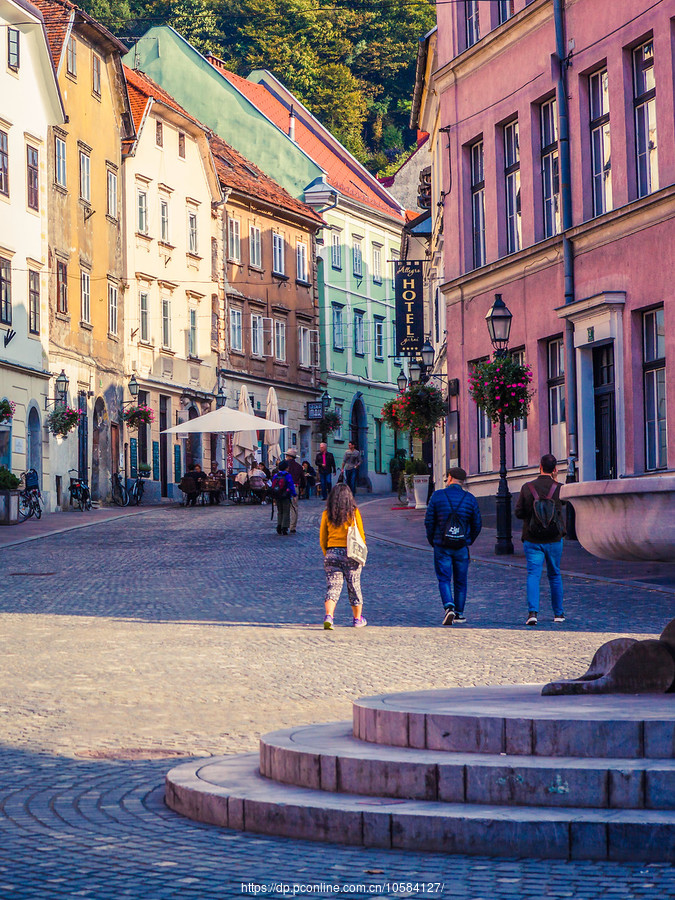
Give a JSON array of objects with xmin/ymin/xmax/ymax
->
[{"xmin": 1, "ymin": 500, "xmax": 674, "ymax": 899}]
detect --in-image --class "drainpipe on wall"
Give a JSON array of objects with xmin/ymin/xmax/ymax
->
[{"xmin": 554, "ymin": 1, "xmax": 578, "ymax": 482}]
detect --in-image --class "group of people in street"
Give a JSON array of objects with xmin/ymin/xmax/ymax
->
[
  {"xmin": 314, "ymin": 441, "xmax": 363, "ymax": 499},
  {"xmin": 424, "ymin": 454, "xmax": 566, "ymax": 627}
]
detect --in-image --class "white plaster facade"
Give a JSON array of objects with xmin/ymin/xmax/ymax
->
[{"xmin": 0, "ymin": 0, "xmax": 64, "ymax": 504}]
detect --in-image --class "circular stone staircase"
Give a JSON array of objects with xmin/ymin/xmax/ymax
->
[{"xmin": 165, "ymin": 685, "xmax": 675, "ymax": 861}]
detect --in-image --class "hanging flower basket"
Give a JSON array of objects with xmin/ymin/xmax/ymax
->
[
  {"xmin": 123, "ymin": 404, "xmax": 155, "ymax": 430},
  {"xmin": 468, "ymin": 356, "xmax": 535, "ymax": 425},
  {"xmin": 46, "ymin": 405, "xmax": 81, "ymax": 437},
  {"xmin": 318, "ymin": 409, "xmax": 341, "ymax": 439},
  {"xmin": 381, "ymin": 382, "xmax": 446, "ymax": 442},
  {"xmin": 0, "ymin": 399, "xmax": 15, "ymax": 425}
]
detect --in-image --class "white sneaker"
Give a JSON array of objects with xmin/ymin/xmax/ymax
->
[{"xmin": 526, "ymin": 612, "xmax": 538, "ymax": 626}]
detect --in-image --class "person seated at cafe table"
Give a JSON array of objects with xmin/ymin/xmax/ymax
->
[
  {"xmin": 248, "ymin": 461, "xmax": 268, "ymax": 503},
  {"xmin": 182, "ymin": 464, "xmax": 200, "ymax": 506},
  {"xmin": 208, "ymin": 461, "xmax": 225, "ymax": 505}
]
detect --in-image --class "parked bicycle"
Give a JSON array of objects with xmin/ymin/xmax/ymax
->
[
  {"xmin": 68, "ymin": 469, "xmax": 92, "ymax": 511},
  {"xmin": 128, "ymin": 473, "xmax": 145, "ymax": 506},
  {"xmin": 111, "ymin": 471, "xmax": 129, "ymax": 507},
  {"xmin": 18, "ymin": 469, "xmax": 43, "ymax": 521}
]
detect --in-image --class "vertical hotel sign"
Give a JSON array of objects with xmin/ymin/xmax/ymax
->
[{"xmin": 395, "ymin": 261, "xmax": 424, "ymax": 357}]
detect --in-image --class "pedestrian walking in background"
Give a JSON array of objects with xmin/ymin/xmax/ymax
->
[
  {"xmin": 284, "ymin": 449, "xmax": 306, "ymax": 533},
  {"xmin": 315, "ymin": 442, "xmax": 337, "ymax": 500},
  {"xmin": 340, "ymin": 441, "xmax": 361, "ymax": 495},
  {"xmin": 424, "ymin": 467, "xmax": 482, "ymax": 626},
  {"xmin": 301, "ymin": 460, "xmax": 316, "ymax": 498},
  {"xmin": 320, "ymin": 483, "xmax": 367, "ymax": 629},
  {"xmin": 515, "ymin": 453, "xmax": 566, "ymax": 626},
  {"xmin": 271, "ymin": 460, "xmax": 296, "ymax": 535}
]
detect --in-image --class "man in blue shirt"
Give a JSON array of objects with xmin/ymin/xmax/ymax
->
[{"xmin": 424, "ymin": 467, "xmax": 482, "ymax": 625}]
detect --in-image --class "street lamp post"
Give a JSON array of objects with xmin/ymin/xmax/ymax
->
[{"xmin": 485, "ymin": 294, "xmax": 514, "ymax": 556}]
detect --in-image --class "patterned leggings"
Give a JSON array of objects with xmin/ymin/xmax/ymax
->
[{"xmin": 324, "ymin": 548, "xmax": 363, "ymax": 607}]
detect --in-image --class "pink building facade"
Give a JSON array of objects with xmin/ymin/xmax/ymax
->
[{"xmin": 437, "ymin": 0, "xmax": 673, "ymax": 494}]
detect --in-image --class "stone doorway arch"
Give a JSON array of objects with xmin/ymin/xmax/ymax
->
[
  {"xmin": 349, "ymin": 393, "xmax": 368, "ymax": 485},
  {"xmin": 91, "ymin": 398, "xmax": 108, "ymax": 501}
]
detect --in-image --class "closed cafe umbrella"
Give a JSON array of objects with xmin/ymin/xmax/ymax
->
[
  {"xmin": 232, "ymin": 386, "xmax": 258, "ymax": 466},
  {"xmin": 265, "ymin": 387, "xmax": 282, "ymax": 467}
]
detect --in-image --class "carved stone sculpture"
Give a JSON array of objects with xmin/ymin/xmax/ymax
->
[{"xmin": 542, "ymin": 618, "xmax": 675, "ymax": 695}]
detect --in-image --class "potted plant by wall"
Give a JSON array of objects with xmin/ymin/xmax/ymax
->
[
  {"xmin": 138, "ymin": 463, "xmax": 152, "ymax": 478},
  {"xmin": 0, "ymin": 399, "xmax": 15, "ymax": 426},
  {"xmin": 46, "ymin": 405, "xmax": 81, "ymax": 438},
  {"xmin": 404, "ymin": 457, "xmax": 429, "ymax": 509},
  {"xmin": 468, "ymin": 356, "xmax": 534, "ymax": 427},
  {"xmin": 318, "ymin": 409, "xmax": 341, "ymax": 442},
  {"xmin": 0, "ymin": 466, "xmax": 21, "ymax": 525},
  {"xmin": 389, "ymin": 448, "xmax": 406, "ymax": 493},
  {"xmin": 123, "ymin": 404, "xmax": 155, "ymax": 430}
]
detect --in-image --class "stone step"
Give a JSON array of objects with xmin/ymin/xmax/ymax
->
[
  {"xmin": 353, "ymin": 685, "xmax": 675, "ymax": 759},
  {"xmin": 165, "ymin": 753, "xmax": 675, "ymax": 861},
  {"xmin": 259, "ymin": 722, "xmax": 675, "ymax": 810}
]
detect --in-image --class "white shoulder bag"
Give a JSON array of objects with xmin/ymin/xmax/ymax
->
[{"xmin": 346, "ymin": 515, "xmax": 368, "ymax": 565}]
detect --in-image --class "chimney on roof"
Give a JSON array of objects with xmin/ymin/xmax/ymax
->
[{"xmin": 288, "ymin": 106, "xmax": 296, "ymax": 143}]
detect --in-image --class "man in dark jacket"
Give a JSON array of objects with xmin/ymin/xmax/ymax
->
[
  {"xmin": 424, "ymin": 467, "xmax": 482, "ymax": 625},
  {"xmin": 285, "ymin": 448, "xmax": 305, "ymax": 533},
  {"xmin": 514, "ymin": 453, "xmax": 566, "ymax": 627},
  {"xmin": 315, "ymin": 442, "xmax": 337, "ymax": 500}
]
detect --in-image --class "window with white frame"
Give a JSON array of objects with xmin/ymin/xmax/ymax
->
[
  {"xmin": 8, "ymin": 28, "xmax": 19, "ymax": 70},
  {"xmin": 92, "ymin": 53, "xmax": 101, "ymax": 96},
  {"xmin": 160, "ymin": 198, "xmax": 170, "ymax": 243},
  {"xmin": 28, "ymin": 270, "xmax": 39, "ymax": 335},
  {"xmin": 465, "ymin": 0, "xmax": 480, "ymax": 48},
  {"xmin": 478, "ymin": 404, "xmax": 492, "ymax": 473},
  {"xmin": 511, "ymin": 348, "xmax": 528, "ymax": 467},
  {"xmin": 139, "ymin": 290, "xmax": 149, "ymax": 341},
  {"xmin": 79, "ymin": 151, "xmax": 90, "ymax": 203},
  {"xmin": 590, "ymin": 69, "xmax": 612, "ymax": 216},
  {"xmin": 106, "ymin": 170, "xmax": 117, "ymax": 219},
  {"xmin": 352, "ymin": 239, "xmax": 363, "ymax": 278},
  {"xmin": 547, "ymin": 337, "xmax": 567, "ymax": 460},
  {"xmin": 498, "ymin": 0, "xmax": 514, "ymax": 24},
  {"xmin": 274, "ymin": 320, "xmax": 286, "ymax": 361},
  {"xmin": 55, "ymin": 137, "xmax": 67, "ymax": 188},
  {"xmin": 298, "ymin": 326, "xmax": 311, "ymax": 367},
  {"xmin": 66, "ymin": 36, "xmax": 76, "ymax": 76},
  {"xmin": 332, "ymin": 304, "xmax": 344, "ymax": 350},
  {"xmin": 27, "ymin": 146, "xmax": 39, "ymax": 210},
  {"xmin": 504, "ymin": 119, "xmax": 521, "ymax": 254},
  {"xmin": 251, "ymin": 313, "xmax": 264, "ymax": 356},
  {"xmin": 643, "ymin": 307, "xmax": 666, "ymax": 470},
  {"xmin": 273, "ymin": 233, "xmax": 285, "ymax": 275},
  {"xmin": 188, "ymin": 210, "xmax": 198, "ymax": 254},
  {"xmin": 228, "ymin": 216, "xmax": 240, "ymax": 261},
  {"xmin": 372, "ymin": 245, "xmax": 382, "ymax": 284},
  {"xmin": 331, "ymin": 231, "xmax": 342, "ymax": 269},
  {"xmin": 0, "ymin": 130, "xmax": 8, "ymax": 197},
  {"xmin": 334, "ymin": 403, "xmax": 343, "ymax": 440},
  {"xmin": 354, "ymin": 310, "xmax": 365, "ymax": 356},
  {"xmin": 633, "ymin": 39, "xmax": 658, "ymax": 198},
  {"xmin": 374, "ymin": 317, "xmax": 384, "ymax": 360},
  {"xmin": 137, "ymin": 189, "xmax": 148, "ymax": 234},
  {"xmin": 470, "ymin": 139, "xmax": 485, "ymax": 268},
  {"xmin": 296, "ymin": 241, "xmax": 308, "ymax": 282},
  {"xmin": 81, "ymin": 270, "xmax": 91, "ymax": 324},
  {"xmin": 189, "ymin": 308, "xmax": 198, "ymax": 357},
  {"xmin": 230, "ymin": 307, "xmax": 242, "ymax": 351},
  {"xmin": 108, "ymin": 282, "xmax": 118, "ymax": 336},
  {"xmin": 249, "ymin": 224, "xmax": 261, "ymax": 267},
  {"xmin": 161, "ymin": 296, "xmax": 171, "ymax": 348},
  {"xmin": 540, "ymin": 98, "xmax": 560, "ymax": 238}
]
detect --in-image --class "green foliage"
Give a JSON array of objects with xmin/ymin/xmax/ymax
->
[
  {"xmin": 0, "ymin": 467, "xmax": 20, "ymax": 490},
  {"xmin": 404, "ymin": 457, "xmax": 428, "ymax": 476},
  {"xmin": 382, "ymin": 383, "xmax": 446, "ymax": 442},
  {"xmin": 77, "ymin": 0, "xmax": 435, "ymax": 167},
  {"xmin": 318, "ymin": 409, "xmax": 341, "ymax": 439}
]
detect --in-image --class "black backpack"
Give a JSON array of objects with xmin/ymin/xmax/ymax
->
[
  {"xmin": 271, "ymin": 473, "xmax": 290, "ymax": 500},
  {"xmin": 441, "ymin": 492, "xmax": 468, "ymax": 549},
  {"xmin": 528, "ymin": 483, "xmax": 563, "ymax": 540}
]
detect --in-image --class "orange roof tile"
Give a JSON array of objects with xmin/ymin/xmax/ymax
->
[
  {"xmin": 206, "ymin": 57, "xmax": 403, "ymax": 222},
  {"xmin": 33, "ymin": 0, "xmax": 126, "ymax": 67},
  {"xmin": 209, "ymin": 135, "xmax": 323, "ymax": 226},
  {"xmin": 123, "ymin": 66, "xmax": 205, "ymax": 133}
]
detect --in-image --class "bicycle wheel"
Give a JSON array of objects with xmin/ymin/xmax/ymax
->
[
  {"xmin": 83, "ymin": 491, "xmax": 92, "ymax": 511},
  {"xmin": 137, "ymin": 481, "xmax": 144, "ymax": 505},
  {"xmin": 18, "ymin": 492, "xmax": 33, "ymax": 521},
  {"xmin": 111, "ymin": 479, "xmax": 124, "ymax": 507},
  {"xmin": 34, "ymin": 494, "xmax": 42, "ymax": 519},
  {"xmin": 120, "ymin": 482, "xmax": 130, "ymax": 507}
]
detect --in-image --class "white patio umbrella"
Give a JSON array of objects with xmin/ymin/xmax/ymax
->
[
  {"xmin": 232, "ymin": 386, "xmax": 258, "ymax": 466},
  {"xmin": 161, "ymin": 406, "xmax": 287, "ymax": 435},
  {"xmin": 265, "ymin": 387, "xmax": 282, "ymax": 468}
]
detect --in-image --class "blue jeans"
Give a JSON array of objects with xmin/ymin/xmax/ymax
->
[
  {"xmin": 345, "ymin": 468, "xmax": 357, "ymax": 494},
  {"xmin": 433, "ymin": 545, "xmax": 470, "ymax": 613},
  {"xmin": 319, "ymin": 472, "xmax": 333, "ymax": 500},
  {"xmin": 523, "ymin": 540, "xmax": 564, "ymax": 615}
]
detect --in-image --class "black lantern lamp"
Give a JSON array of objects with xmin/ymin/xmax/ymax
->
[
  {"xmin": 128, "ymin": 374, "xmax": 139, "ymax": 399},
  {"xmin": 421, "ymin": 339, "xmax": 435, "ymax": 369},
  {"xmin": 397, "ymin": 369, "xmax": 408, "ymax": 392},
  {"xmin": 485, "ymin": 294, "xmax": 513, "ymax": 357},
  {"xmin": 321, "ymin": 389, "xmax": 332, "ymax": 409},
  {"xmin": 55, "ymin": 370, "xmax": 69, "ymax": 406},
  {"xmin": 215, "ymin": 385, "xmax": 227, "ymax": 409}
]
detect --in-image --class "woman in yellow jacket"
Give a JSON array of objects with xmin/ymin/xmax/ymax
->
[{"xmin": 320, "ymin": 483, "xmax": 367, "ymax": 629}]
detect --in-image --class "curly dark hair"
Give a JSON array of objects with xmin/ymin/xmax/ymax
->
[{"xmin": 326, "ymin": 483, "xmax": 358, "ymax": 528}]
